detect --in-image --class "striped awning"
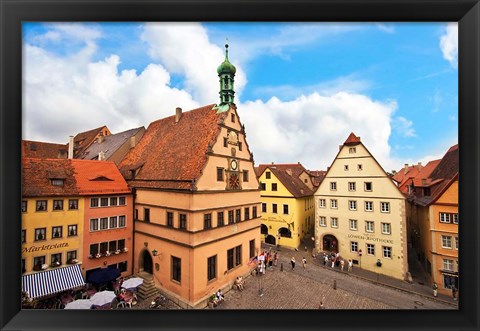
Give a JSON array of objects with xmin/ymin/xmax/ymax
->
[{"xmin": 22, "ymin": 264, "xmax": 85, "ymax": 299}]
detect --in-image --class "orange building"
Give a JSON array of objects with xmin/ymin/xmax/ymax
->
[
  {"xmin": 73, "ymin": 160, "xmax": 133, "ymax": 281},
  {"xmin": 119, "ymin": 43, "xmax": 261, "ymax": 308},
  {"xmin": 408, "ymin": 144, "xmax": 458, "ymax": 295}
]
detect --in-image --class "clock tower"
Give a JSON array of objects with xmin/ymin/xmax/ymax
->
[{"xmin": 214, "ymin": 40, "xmax": 236, "ymax": 113}]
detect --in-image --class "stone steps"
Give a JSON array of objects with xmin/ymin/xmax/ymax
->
[{"xmin": 136, "ymin": 272, "xmax": 158, "ymax": 300}]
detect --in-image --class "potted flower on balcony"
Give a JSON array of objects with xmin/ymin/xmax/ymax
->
[
  {"xmin": 123, "ymin": 247, "xmax": 128, "ymax": 253},
  {"xmin": 33, "ymin": 264, "xmax": 42, "ymax": 271},
  {"xmin": 51, "ymin": 260, "xmax": 61, "ymax": 267},
  {"xmin": 41, "ymin": 264, "xmax": 48, "ymax": 270},
  {"xmin": 67, "ymin": 258, "xmax": 79, "ymax": 264},
  {"xmin": 95, "ymin": 253, "xmax": 102, "ymax": 259},
  {"xmin": 105, "ymin": 251, "xmax": 111, "ymax": 257},
  {"xmin": 115, "ymin": 249, "xmax": 121, "ymax": 255},
  {"xmin": 88, "ymin": 254, "xmax": 94, "ymax": 259}
]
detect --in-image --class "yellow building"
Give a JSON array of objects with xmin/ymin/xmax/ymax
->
[
  {"xmin": 22, "ymin": 158, "xmax": 85, "ymax": 299},
  {"xmin": 255, "ymin": 163, "xmax": 316, "ymax": 249},
  {"xmin": 408, "ymin": 144, "xmax": 458, "ymax": 295},
  {"xmin": 314, "ymin": 133, "xmax": 408, "ymax": 280}
]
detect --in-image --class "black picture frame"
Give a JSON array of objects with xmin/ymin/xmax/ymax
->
[{"xmin": 1, "ymin": 0, "xmax": 479, "ymax": 330}]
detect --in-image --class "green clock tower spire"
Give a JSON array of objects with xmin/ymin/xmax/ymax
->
[{"xmin": 214, "ymin": 40, "xmax": 236, "ymax": 112}]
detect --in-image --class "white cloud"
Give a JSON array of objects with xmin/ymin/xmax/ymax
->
[
  {"xmin": 376, "ymin": 23, "xmax": 395, "ymax": 34},
  {"xmin": 439, "ymin": 23, "xmax": 458, "ymax": 68},
  {"xmin": 429, "ymin": 89, "xmax": 443, "ymax": 113},
  {"xmin": 140, "ymin": 23, "xmax": 247, "ymax": 105},
  {"xmin": 392, "ymin": 116, "xmax": 416, "ymax": 137},
  {"xmin": 240, "ymin": 92, "xmax": 398, "ymax": 171}
]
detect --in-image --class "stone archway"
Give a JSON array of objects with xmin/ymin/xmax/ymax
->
[
  {"xmin": 265, "ymin": 235, "xmax": 276, "ymax": 245},
  {"xmin": 322, "ymin": 234, "xmax": 338, "ymax": 252}
]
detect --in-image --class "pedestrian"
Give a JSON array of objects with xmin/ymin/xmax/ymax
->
[
  {"xmin": 331, "ymin": 258, "xmax": 335, "ymax": 268},
  {"xmin": 291, "ymin": 257, "xmax": 296, "ymax": 270},
  {"xmin": 305, "ymin": 246, "xmax": 308, "ymax": 252},
  {"xmin": 432, "ymin": 282, "xmax": 438, "ymax": 297},
  {"xmin": 318, "ymin": 301, "xmax": 325, "ymax": 309},
  {"xmin": 451, "ymin": 286, "xmax": 457, "ymax": 301},
  {"xmin": 324, "ymin": 254, "xmax": 328, "ymax": 266},
  {"xmin": 348, "ymin": 259, "xmax": 353, "ymax": 272},
  {"xmin": 302, "ymin": 257, "xmax": 307, "ymax": 270},
  {"xmin": 340, "ymin": 259, "xmax": 345, "ymax": 272},
  {"xmin": 274, "ymin": 252, "xmax": 278, "ymax": 266}
]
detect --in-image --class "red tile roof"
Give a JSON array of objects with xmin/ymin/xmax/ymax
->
[
  {"xmin": 22, "ymin": 158, "xmax": 130, "ymax": 197},
  {"xmin": 22, "ymin": 140, "xmax": 68, "ymax": 159},
  {"xmin": 256, "ymin": 163, "xmax": 314, "ymax": 198},
  {"xmin": 344, "ymin": 132, "xmax": 361, "ymax": 145},
  {"xmin": 118, "ymin": 104, "xmax": 228, "ymax": 190},
  {"xmin": 411, "ymin": 144, "xmax": 458, "ymax": 206}
]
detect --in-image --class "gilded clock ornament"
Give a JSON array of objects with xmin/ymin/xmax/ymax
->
[{"xmin": 231, "ymin": 159, "xmax": 238, "ymax": 171}]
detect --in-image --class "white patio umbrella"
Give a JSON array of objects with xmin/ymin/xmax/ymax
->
[
  {"xmin": 122, "ymin": 277, "xmax": 143, "ymax": 289},
  {"xmin": 89, "ymin": 290, "xmax": 116, "ymax": 306},
  {"xmin": 64, "ymin": 299, "xmax": 93, "ymax": 309}
]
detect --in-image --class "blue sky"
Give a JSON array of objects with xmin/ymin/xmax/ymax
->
[{"xmin": 22, "ymin": 22, "xmax": 458, "ymax": 171}]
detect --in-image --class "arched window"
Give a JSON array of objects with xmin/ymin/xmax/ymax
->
[
  {"xmin": 261, "ymin": 224, "xmax": 268, "ymax": 235},
  {"xmin": 278, "ymin": 227, "xmax": 292, "ymax": 238}
]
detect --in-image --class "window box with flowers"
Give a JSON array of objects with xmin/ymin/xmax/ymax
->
[
  {"xmin": 67, "ymin": 258, "xmax": 79, "ymax": 264},
  {"xmin": 51, "ymin": 261, "xmax": 61, "ymax": 268}
]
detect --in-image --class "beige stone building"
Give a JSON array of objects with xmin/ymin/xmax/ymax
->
[
  {"xmin": 118, "ymin": 43, "xmax": 261, "ymax": 308},
  {"xmin": 314, "ymin": 133, "xmax": 408, "ymax": 280}
]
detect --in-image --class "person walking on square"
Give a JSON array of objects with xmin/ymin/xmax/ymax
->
[
  {"xmin": 291, "ymin": 257, "xmax": 296, "ymax": 270},
  {"xmin": 340, "ymin": 259, "xmax": 345, "ymax": 272},
  {"xmin": 432, "ymin": 282, "xmax": 438, "ymax": 297},
  {"xmin": 348, "ymin": 259, "xmax": 353, "ymax": 272},
  {"xmin": 302, "ymin": 257, "xmax": 307, "ymax": 270},
  {"xmin": 273, "ymin": 252, "xmax": 278, "ymax": 266},
  {"xmin": 324, "ymin": 254, "xmax": 328, "ymax": 266},
  {"xmin": 318, "ymin": 301, "xmax": 325, "ymax": 309}
]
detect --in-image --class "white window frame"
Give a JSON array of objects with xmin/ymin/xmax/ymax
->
[
  {"xmin": 331, "ymin": 217, "xmax": 338, "ymax": 228},
  {"xmin": 319, "ymin": 199, "xmax": 326, "ymax": 208},
  {"xmin": 350, "ymin": 241, "xmax": 358, "ymax": 252},
  {"xmin": 439, "ymin": 213, "xmax": 451, "ymax": 223},
  {"xmin": 365, "ymin": 221, "xmax": 374, "ymax": 233},
  {"xmin": 330, "ymin": 199, "xmax": 338, "ymax": 209},
  {"xmin": 330, "ymin": 182, "xmax": 337, "ymax": 191},
  {"xmin": 380, "ymin": 202, "xmax": 390, "ymax": 213},
  {"xmin": 365, "ymin": 201, "xmax": 373, "ymax": 212},
  {"xmin": 348, "ymin": 182, "xmax": 356, "ymax": 191},
  {"xmin": 349, "ymin": 219, "xmax": 358, "ymax": 231},
  {"xmin": 319, "ymin": 216, "xmax": 326, "ymax": 227},
  {"xmin": 382, "ymin": 246, "xmax": 392, "ymax": 259},
  {"xmin": 453, "ymin": 213, "xmax": 458, "ymax": 224},
  {"xmin": 381, "ymin": 222, "xmax": 391, "ymax": 235},
  {"xmin": 348, "ymin": 200, "xmax": 357, "ymax": 211},
  {"xmin": 441, "ymin": 235, "xmax": 452, "ymax": 249},
  {"xmin": 366, "ymin": 244, "xmax": 375, "ymax": 255},
  {"xmin": 90, "ymin": 218, "xmax": 99, "ymax": 232},
  {"xmin": 442, "ymin": 259, "xmax": 454, "ymax": 271}
]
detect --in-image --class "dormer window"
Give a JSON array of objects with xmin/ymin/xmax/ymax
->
[
  {"xmin": 51, "ymin": 179, "xmax": 64, "ymax": 186},
  {"xmin": 231, "ymin": 114, "xmax": 235, "ymax": 123},
  {"xmin": 349, "ymin": 147, "xmax": 356, "ymax": 153}
]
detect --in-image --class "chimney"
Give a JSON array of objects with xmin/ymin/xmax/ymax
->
[
  {"xmin": 130, "ymin": 136, "xmax": 136, "ymax": 148},
  {"xmin": 68, "ymin": 136, "xmax": 74, "ymax": 159},
  {"xmin": 175, "ymin": 107, "xmax": 182, "ymax": 123},
  {"xmin": 98, "ymin": 132, "xmax": 104, "ymax": 144},
  {"xmin": 417, "ymin": 162, "xmax": 422, "ymax": 170},
  {"xmin": 404, "ymin": 163, "xmax": 409, "ymax": 174},
  {"xmin": 98, "ymin": 151, "xmax": 105, "ymax": 161}
]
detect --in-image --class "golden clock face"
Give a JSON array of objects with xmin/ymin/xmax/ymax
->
[
  {"xmin": 229, "ymin": 173, "xmax": 240, "ymax": 190},
  {"xmin": 231, "ymin": 159, "xmax": 238, "ymax": 171}
]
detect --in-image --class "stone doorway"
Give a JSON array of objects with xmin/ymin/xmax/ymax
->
[{"xmin": 322, "ymin": 234, "xmax": 338, "ymax": 252}]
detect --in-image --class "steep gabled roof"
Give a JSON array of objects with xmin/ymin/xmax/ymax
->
[
  {"xmin": 22, "ymin": 140, "xmax": 68, "ymax": 159},
  {"xmin": 70, "ymin": 125, "xmax": 109, "ymax": 157},
  {"xmin": 306, "ymin": 170, "xmax": 327, "ymax": 186},
  {"xmin": 412, "ymin": 144, "xmax": 458, "ymax": 206},
  {"xmin": 78, "ymin": 127, "xmax": 145, "ymax": 161},
  {"xmin": 344, "ymin": 132, "xmax": 361, "ymax": 145},
  {"xmin": 22, "ymin": 158, "xmax": 130, "ymax": 197},
  {"xmin": 256, "ymin": 163, "xmax": 314, "ymax": 198},
  {"xmin": 118, "ymin": 104, "xmax": 228, "ymax": 190}
]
